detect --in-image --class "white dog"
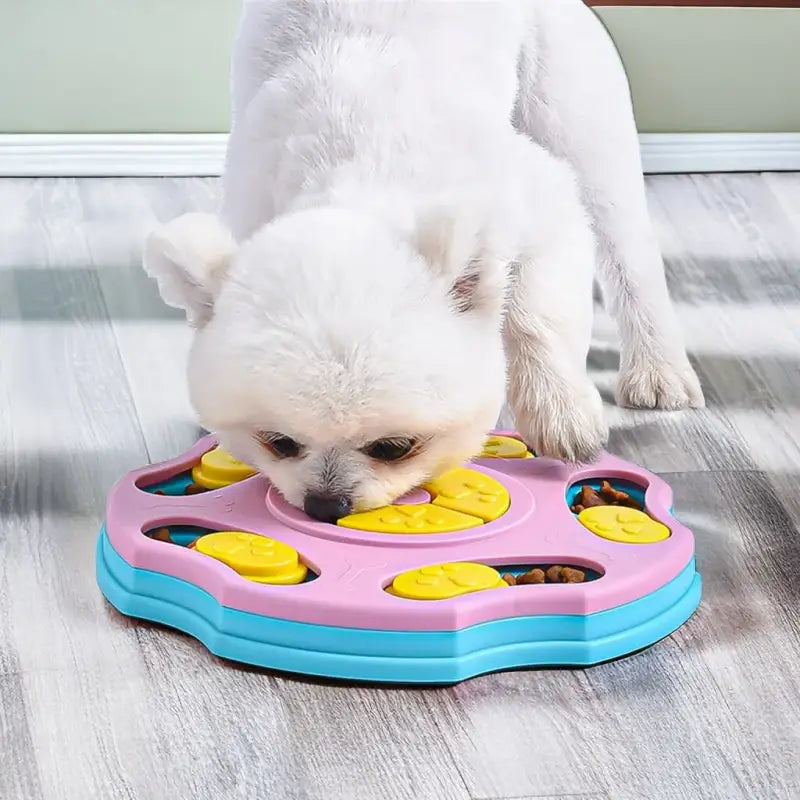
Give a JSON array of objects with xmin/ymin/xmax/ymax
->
[{"xmin": 144, "ymin": 0, "xmax": 703, "ymax": 523}]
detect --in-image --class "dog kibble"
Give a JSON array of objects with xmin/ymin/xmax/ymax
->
[
  {"xmin": 502, "ymin": 566, "xmax": 585, "ymax": 586},
  {"xmin": 149, "ymin": 527, "xmax": 173, "ymax": 543},
  {"xmin": 571, "ymin": 485, "xmax": 606, "ymax": 512},
  {"xmin": 599, "ymin": 480, "xmax": 642, "ymax": 508},
  {"xmin": 560, "ymin": 566, "xmax": 586, "ymax": 583},
  {"xmin": 184, "ymin": 482, "xmax": 206, "ymax": 495},
  {"xmin": 570, "ymin": 481, "xmax": 642, "ymax": 514},
  {"xmin": 516, "ymin": 568, "xmax": 546, "ymax": 585}
]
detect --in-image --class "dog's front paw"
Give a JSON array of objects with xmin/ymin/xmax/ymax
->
[
  {"xmin": 617, "ymin": 357, "xmax": 704, "ymax": 411},
  {"xmin": 514, "ymin": 381, "xmax": 608, "ymax": 464}
]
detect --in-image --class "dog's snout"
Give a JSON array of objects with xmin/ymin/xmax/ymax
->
[{"xmin": 303, "ymin": 492, "xmax": 353, "ymax": 523}]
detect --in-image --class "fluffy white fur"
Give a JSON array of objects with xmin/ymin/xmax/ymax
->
[{"xmin": 144, "ymin": 0, "xmax": 703, "ymax": 517}]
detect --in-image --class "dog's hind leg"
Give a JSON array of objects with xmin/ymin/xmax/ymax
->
[{"xmin": 514, "ymin": 0, "xmax": 703, "ymax": 410}]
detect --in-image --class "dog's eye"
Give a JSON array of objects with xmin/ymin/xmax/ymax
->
[
  {"xmin": 255, "ymin": 432, "xmax": 303, "ymax": 459},
  {"xmin": 362, "ymin": 437, "xmax": 417, "ymax": 462}
]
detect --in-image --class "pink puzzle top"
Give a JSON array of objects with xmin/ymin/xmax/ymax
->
[{"xmin": 104, "ymin": 433, "xmax": 694, "ymax": 632}]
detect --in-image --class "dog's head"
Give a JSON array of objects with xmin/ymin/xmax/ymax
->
[{"xmin": 144, "ymin": 207, "xmax": 507, "ymax": 521}]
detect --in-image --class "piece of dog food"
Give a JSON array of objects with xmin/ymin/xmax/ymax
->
[
  {"xmin": 599, "ymin": 480, "xmax": 642, "ymax": 508},
  {"xmin": 559, "ymin": 566, "xmax": 586, "ymax": 583},
  {"xmin": 153, "ymin": 489, "xmax": 166, "ymax": 496},
  {"xmin": 570, "ymin": 482, "xmax": 642, "ymax": 513},
  {"xmin": 503, "ymin": 565, "xmax": 587, "ymax": 586},
  {"xmin": 547, "ymin": 564, "xmax": 587, "ymax": 583},
  {"xmin": 516, "ymin": 568, "xmax": 546, "ymax": 585},
  {"xmin": 184, "ymin": 482, "xmax": 206, "ymax": 495},
  {"xmin": 571, "ymin": 485, "xmax": 606, "ymax": 513},
  {"xmin": 149, "ymin": 527, "xmax": 173, "ymax": 543}
]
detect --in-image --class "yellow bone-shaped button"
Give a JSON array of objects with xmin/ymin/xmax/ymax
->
[
  {"xmin": 480, "ymin": 435, "xmax": 533, "ymax": 459},
  {"xmin": 578, "ymin": 506, "xmax": 670, "ymax": 544},
  {"xmin": 424, "ymin": 467, "xmax": 510, "ymax": 522},
  {"xmin": 191, "ymin": 448, "xmax": 256, "ymax": 489},
  {"xmin": 194, "ymin": 531, "xmax": 307, "ymax": 584},
  {"xmin": 391, "ymin": 562, "xmax": 506, "ymax": 600},
  {"xmin": 338, "ymin": 503, "xmax": 482, "ymax": 534}
]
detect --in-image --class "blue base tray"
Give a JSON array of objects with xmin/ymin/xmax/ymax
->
[{"xmin": 97, "ymin": 526, "xmax": 701, "ymax": 684}]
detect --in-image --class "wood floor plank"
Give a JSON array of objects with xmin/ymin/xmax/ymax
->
[
  {"xmin": 77, "ymin": 178, "xmax": 209, "ymax": 462},
  {"xmin": 0, "ymin": 177, "xmax": 169, "ymax": 799},
  {"xmin": 478, "ymin": 795, "xmax": 608, "ymax": 800},
  {"xmin": 0, "ymin": 675, "xmax": 44, "ymax": 800}
]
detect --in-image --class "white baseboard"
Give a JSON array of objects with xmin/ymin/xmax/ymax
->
[
  {"xmin": 0, "ymin": 134, "xmax": 229, "ymax": 177},
  {"xmin": 1, "ymin": 132, "xmax": 799, "ymax": 177},
  {"xmin": 638, "ymin": 133, "xmax": 800, "ymax": 174}
]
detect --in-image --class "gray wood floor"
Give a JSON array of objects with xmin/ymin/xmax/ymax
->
[{"xmin": 1, "ymin": 173, "xmax": 799, "ymax": 800}]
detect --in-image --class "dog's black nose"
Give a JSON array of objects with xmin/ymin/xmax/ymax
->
[{"xmin": 303, "ymin": 492, "xmax": 353, "ymax": 523}]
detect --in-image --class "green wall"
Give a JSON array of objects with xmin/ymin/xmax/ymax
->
[
  {"xmin": 0, "ymin": 0, "xmax": 238, "ymax": 134},
  {"xmin": 600, "ymin": 7, "xmax": 800, "ymax": 133},
  {"xmin": 1, "ymin": 3, "xmax": 799, "ymax": 134}
]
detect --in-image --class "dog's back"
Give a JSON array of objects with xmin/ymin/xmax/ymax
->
[
  {"xmin": 225, "ymin": 0, "xmax": 532, "ymax": 239},
  {"xmin": 231, "ymin": 1, "xmax": 529, "ymax": 125}
]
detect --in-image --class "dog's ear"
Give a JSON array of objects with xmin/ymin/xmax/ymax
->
[
  {"xmin": 143, "ymin": 213, "xmax": 236, "ymax": 327},
  {"xmin": 414, "ymin": 209, "xmax": 507, "ymax": 316}
]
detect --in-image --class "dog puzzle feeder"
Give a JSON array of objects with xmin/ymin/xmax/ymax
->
[{"xmin": 96, "ymin": 432, "xmax": 701, "ymax": 684}]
